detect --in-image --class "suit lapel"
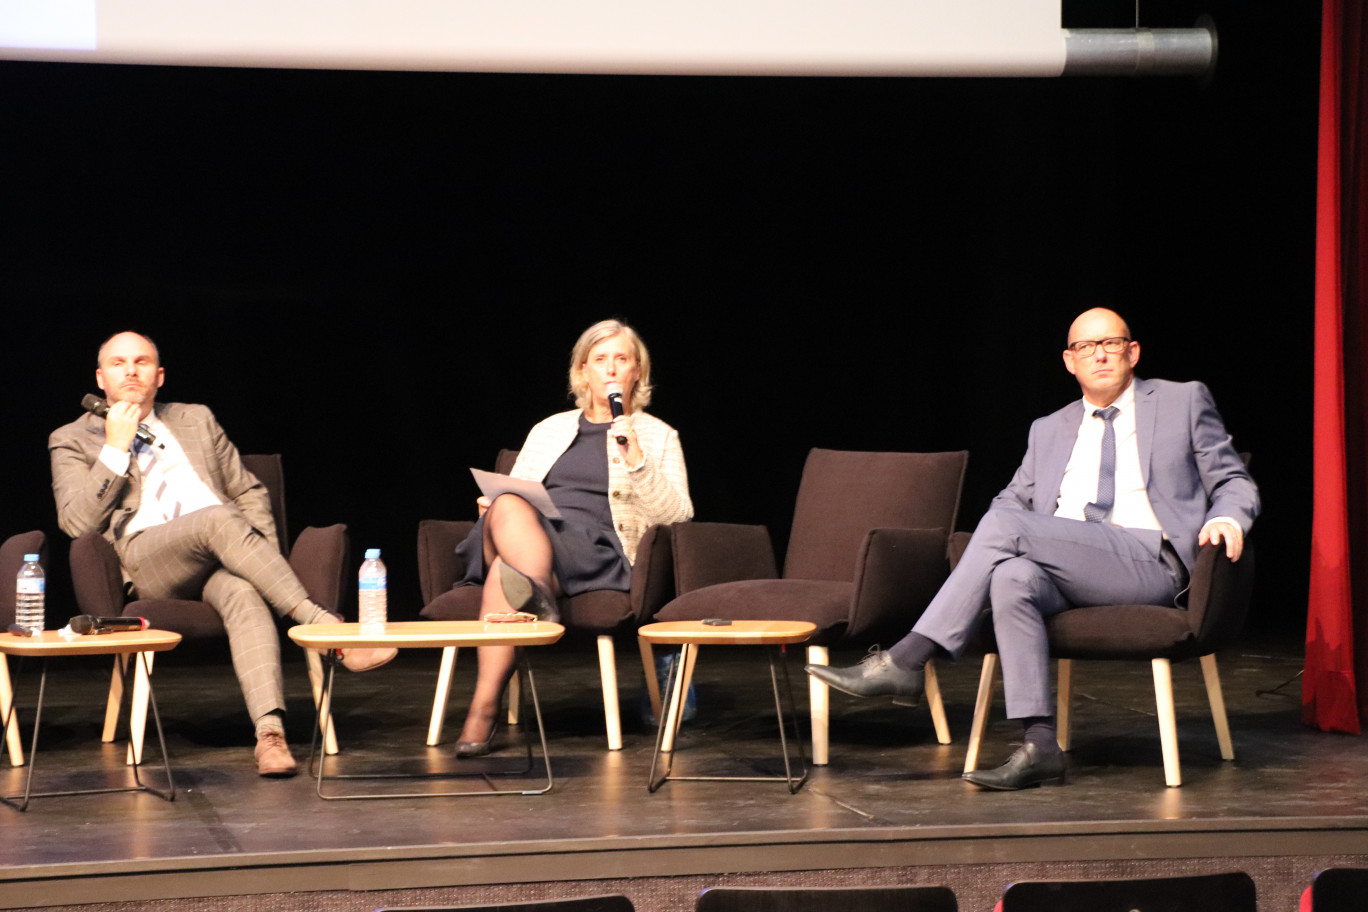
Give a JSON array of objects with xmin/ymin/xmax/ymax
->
[
  {"xmin": 155, "ymin": 405, "xmax": 214, "ymax": 487},
  {"xmin": 1038, "ymin": 400, "xmax": 1083, "ymax": 507},
  {"xmin": 1133, "ymin": 378, "xmax": 1157, "ymax": 488}
]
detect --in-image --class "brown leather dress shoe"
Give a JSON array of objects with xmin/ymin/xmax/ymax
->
[
  {"xmin": 309, "ymin": 607, "xmax": 398, "ymax": 672},
  {"xmin": 255, "ymin": 731, "xmax": 298, "ymax": 778}
]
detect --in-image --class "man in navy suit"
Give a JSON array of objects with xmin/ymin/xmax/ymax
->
[{"xmin": 807, "ymin": 308, "xmax": 1259, "ymax": 789}]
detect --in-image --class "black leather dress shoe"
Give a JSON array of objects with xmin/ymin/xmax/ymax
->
[
  {"xmin": 962, "ymin": 742, "xmax": 1066, "ymax": 790},
  {"xmin": 805, "ymin": 651, "xmax": 925, "ymax": 702}
]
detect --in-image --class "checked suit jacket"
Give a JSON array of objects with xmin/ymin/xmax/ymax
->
[{"xmin": 49, "ymin": 402, "xmax": 277, "ymax": 550}]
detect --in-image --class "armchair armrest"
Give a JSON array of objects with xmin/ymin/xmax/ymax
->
[
  {"xmin": 670, "ymin": 522, "xmax": 778, "ymax": 595},
  {"xmin": 948, "ymin": 531, "xmax": 972, "ymax": 570},
  {"xmin": 847, "ymin": 527, "xmax": 949, "ymax": 643},
  {"xmin": 1187, "ymin": 539, "xmax": 1255, "ymax": 648},
  {"xmin": 69, "ymin": 531, "xmax": 126, "ymax": 617},
  {"xmin": 417, "ymin": 519, "xmax": 476, "ymax": 605},
  {"xmin": 289, "ymin": 524, "xmax": 350, "ymax": 617},
  {"xmin": 629, "ymin": 523, "xmax": 676, "ymax": 622}
]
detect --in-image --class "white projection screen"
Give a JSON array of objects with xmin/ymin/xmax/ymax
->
[{"xmin": 0, "ymin": 0, "xmax": 1065, "ymax": 76}]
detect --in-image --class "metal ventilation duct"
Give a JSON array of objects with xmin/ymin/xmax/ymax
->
[{"xmin": 1063, "ymin": 25, "xmax": 1217, "ymax": 77}]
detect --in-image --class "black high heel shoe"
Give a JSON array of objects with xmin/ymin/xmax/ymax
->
[{"xmin": 455, "ymin": 719, "xmax": 501, "ymax": 759}]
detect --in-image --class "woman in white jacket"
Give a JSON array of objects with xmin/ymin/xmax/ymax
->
[{"xmin": 452, "ymin": 319, "xmax": 693, "ymax": 757}]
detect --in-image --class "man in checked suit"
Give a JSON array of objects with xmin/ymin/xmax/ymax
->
[
  {"xmin": 50, "ymin": 331, "xmax": 394, "ymax": 777},
  {"xmin": 808, "ymin": 308, "xmax": 1259, "ymax": 789}
]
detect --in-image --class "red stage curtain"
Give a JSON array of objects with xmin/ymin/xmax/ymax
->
[{"xmin": 1305, "ymin": 0, "xmax": 1368, "ymax": 733}]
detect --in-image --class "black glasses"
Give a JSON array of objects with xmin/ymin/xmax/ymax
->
[{"xmin": 1067, "ymin": 337, "xmax": 1131, "ymax": 358}]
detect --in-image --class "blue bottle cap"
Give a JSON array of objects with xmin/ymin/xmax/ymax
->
[
  {"xmin": 23, "ymin": 554, "xmax": 39, "ymax": 562},
  {"xmin": 364, "ymin": 548, "xmax": 381, "ymax": 559}
]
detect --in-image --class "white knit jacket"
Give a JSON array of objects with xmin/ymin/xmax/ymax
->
[{"xmin": 509, "ymin": 410, "xmax": 693, "ymax": 564}]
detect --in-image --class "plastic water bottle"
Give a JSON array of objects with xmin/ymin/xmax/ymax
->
[
  {"xmin": 15, "ymin": 554, "xmax": 45, "ymax": 634},
  {"xmin": 358, "ymin": 548, "xmax": 387, "ymax": 634}
]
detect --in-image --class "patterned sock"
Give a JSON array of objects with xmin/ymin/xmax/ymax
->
[
  {"xmin": 255, "ymin": 711, "xmax": 286, "ymax": 738},
  {"xmin": 289, "ymin": 599, "xmax": 337, "ymax": 625}
]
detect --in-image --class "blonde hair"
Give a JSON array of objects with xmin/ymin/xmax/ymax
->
[{"xmin": 569, "ymin": 319, "xmax": 653, "ymax": 411}]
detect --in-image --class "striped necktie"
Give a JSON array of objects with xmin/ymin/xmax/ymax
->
[{"xmin": 135, "ymin": 438, "xmax": 184, "ymax": 523}]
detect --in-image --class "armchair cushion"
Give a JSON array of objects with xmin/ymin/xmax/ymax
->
[
  {"xmin": 670, "ymin": 522, "xmax": 776, "ymax": 595},
  {"xmin": 1044, "ymin": 605, "xmax": 1199, "ymax": 660},
  {"xmin": 655, "ymin": 578, "xmax": 854, "ymax": 644},
  {"xmin": 127, "ymin": 599, "xmax": 226, "ymax": 640},
  {"xmin": 562, "ymin": 588, "xmax": 637, "ymax": 632},
  {"xmin": 975, "ymin": 543, "xmax": 1253, "ymax": 662},
  {"xmin": 419, "ymin": 584, "xmax": 484, "ymax": 623}
]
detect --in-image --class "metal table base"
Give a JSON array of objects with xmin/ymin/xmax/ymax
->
[
  {"xmin": 648, "ymin": 643, "xmax": 808, "ymax": 794},
  {"xmin": 2, "ymin": 651, "xmax": 175, "ymax": 811},
  {"xmin": 307, "ymin": 650, "xmax": 554, "ymax": 801}
]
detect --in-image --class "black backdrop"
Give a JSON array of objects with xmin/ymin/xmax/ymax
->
[{"xmin": 0, "ymin": 1, "xmax": 1319, "ymax": 636}]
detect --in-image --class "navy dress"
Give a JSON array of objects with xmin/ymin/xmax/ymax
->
[{"xmin": 454, "ymin": 414, "xmax": 632, "ymax": 595}]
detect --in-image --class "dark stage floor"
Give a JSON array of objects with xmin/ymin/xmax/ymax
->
[{"xmin": 0, "ymin": 633, "xmax": 1364, "ymax": 910}]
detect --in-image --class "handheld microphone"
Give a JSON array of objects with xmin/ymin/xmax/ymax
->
[
  {"xmin": 69, "ymin": 615, "xmax": 150, "ymax": 635},
  {"xmin": 606, "ymin": 383, "xmax": 627, "ymax": 445},
  {"xmin": 82, "ymin": 394, "xmax": 157, "ymax": 448}
]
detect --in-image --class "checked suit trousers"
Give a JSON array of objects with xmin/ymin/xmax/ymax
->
[{"xmin": 115, "ymin": 504, "xmax": 310, "ymax": 723}]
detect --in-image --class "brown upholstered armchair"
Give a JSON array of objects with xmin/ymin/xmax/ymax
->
[
  {"xmin": 66, "ymin": 454, "xmax": 347, "ymax": 761},
  {"xmin": 652, "ymin": 448, "xmax": 970, "ymax": 765},
  {"xmin": 962, "ymin": 540, "xmax": 1256, "ymax": 787},
  {"xmin": 0, "ymin": 531, "xmax": 46, "ymax": 767},
  {"xmin": 418, "ymin": 449, "xmax": 681, "ymax": 751}
]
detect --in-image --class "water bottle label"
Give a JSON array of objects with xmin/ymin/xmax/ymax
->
[
  {"xmin": 359, "ymin": 577, "xmax": 387, "ymax": 590},
  {"xmin": 17, "ymin": 579, "xmax": 44, "ymax": 594}
]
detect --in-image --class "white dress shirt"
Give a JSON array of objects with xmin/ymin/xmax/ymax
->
[
  {"xmin": 97, "ymin": 414, "xmax": 223, "ymax": 537},
  {"xmin": 1054, "ymin": 381, "xmax": 1164, "ymax": 531}
]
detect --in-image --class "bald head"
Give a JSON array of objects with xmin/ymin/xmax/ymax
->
[
  {"xmin": 1066, "ymin": 308, "xmax": 1130, "ymax": 348},
  {"xmin": 1062, "ymin": 308, "xmax": 1139, "ymax": 408},
  {"xmin": 95, "ymin": 331, "xmax": 164, "ymax": 419},
  {"xmin": 97, "ymin": 331, "xmax": 159, "ymax": 367}
]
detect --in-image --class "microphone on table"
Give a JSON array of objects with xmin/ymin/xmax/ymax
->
[
  {"xmin": 606, "ymin": 383, "xmax": 628, "ymax": 445},
  {"xmin": 69, "ymin": 615, "xmax": 149, "ymax": 635},
  {"xmin": 81, "ymin": 393, "xmax": 158, "ymax": 448}
]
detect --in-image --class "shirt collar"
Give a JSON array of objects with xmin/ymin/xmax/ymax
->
[{"xmin": 1081, "ymin": 378, "xmax": 1135, "ymax": 415}]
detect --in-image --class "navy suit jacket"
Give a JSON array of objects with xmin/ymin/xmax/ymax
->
[{"xmin": 990, "ymin": 378, "xmax": 1259, "ymax": 572}]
